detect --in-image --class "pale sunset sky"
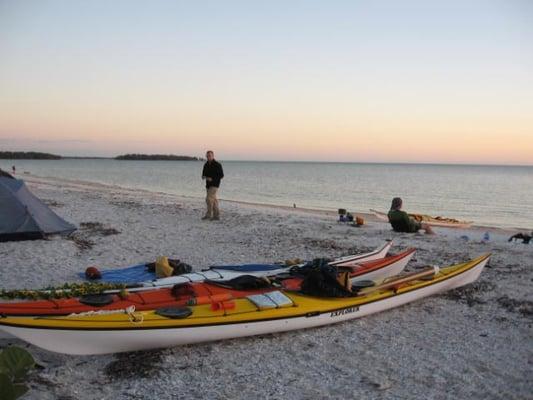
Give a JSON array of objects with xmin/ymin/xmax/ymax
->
[{"xmin": 0, "ymin": 0, "xmax": 532, "ymax": 164}]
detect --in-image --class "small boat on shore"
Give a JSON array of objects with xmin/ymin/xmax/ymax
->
[
  {"xmin": 0, "ymin": 254, "xmax": 489, "ymax": 355},
  {"xmin": 87, "ymin": 240, "xmax": 394, "ymax": 292},
  {"xmin": 370, "ymin": 209, "xmax": 473, "ymax": 228}
]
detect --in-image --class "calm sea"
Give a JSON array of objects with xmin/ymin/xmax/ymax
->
[{"xmin": 2, "ymin": 159, "xmax": 532, "ymax": 229}]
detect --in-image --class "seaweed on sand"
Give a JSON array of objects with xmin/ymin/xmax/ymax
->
[
  {"xmin": 440, "ymin": 281, "xmax": 496, "ymax": 307},
  {"xmin": 496, "ymin": 295, "xmax": 533, "ymax": 317},
  {"xmin": 104, "ymin": 350, "xmax": 165, "ymax": 381},
  {"xmin": 79, "ymin": 222, "xmax": 121, "ymax": 236}
]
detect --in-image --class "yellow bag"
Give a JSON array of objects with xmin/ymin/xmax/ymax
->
[
  {"xmin": 155, "ymin": 256, "xmax": 173, "ymax": 278},
  {"xmin": 336, "ymin": 271, "xmax": 352, "ymax": 292}
]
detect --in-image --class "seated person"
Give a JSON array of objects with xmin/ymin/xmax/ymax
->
[{"xmin": 387, "ymin": 197, "xmax": 435, "ymax": 235}]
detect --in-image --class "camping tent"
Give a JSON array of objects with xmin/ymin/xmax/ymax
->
[
  {"xmin": 0, "ymin": 169, "xmax": 14, "ymax": 179},
  {"xmin": 0, "ymin": 177, "xmax": 77, "ymax": 242}
]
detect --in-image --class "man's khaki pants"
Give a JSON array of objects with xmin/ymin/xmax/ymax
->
[{"xmin": 205, "ymin": 187, "xmax": 219, "ymax": 218}]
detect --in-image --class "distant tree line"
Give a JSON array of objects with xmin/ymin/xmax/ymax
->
[
  {"xmin": 115, "ymin": 154, "xmax": 200, "ymax": 161},
  {"xmin": 0, "ymin": 151, "xmax": 62, "ymax": 159}
]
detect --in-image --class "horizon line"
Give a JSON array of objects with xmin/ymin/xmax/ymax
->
[{"xmin": 2, "ymin": 155, "xmax": 532, "ymax": 167}]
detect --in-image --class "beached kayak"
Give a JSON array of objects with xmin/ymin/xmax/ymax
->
[
  {"xmin": 0, "ymin": 249, "xmax": 414, "ymax": 316},
  {"xmin": 81, "ymin": 241, "xmax": 394, "ymax": 285},
  {"xmin": 370, "ymin": 209, "xmax": 473, "ymax": 228},
  {"xmin": 0, "ymin": 253, "xmax": 489, "ymax": 355},
  {"xmin": 115, "ymin": 240, "xmax": 394, "ymax": 292}
]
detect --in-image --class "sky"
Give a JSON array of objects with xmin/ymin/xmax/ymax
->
[{"xmin": 0, "ymin": 0, "xmax": 532, "ymax": 164}]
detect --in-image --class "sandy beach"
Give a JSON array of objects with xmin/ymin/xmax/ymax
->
[{"xmin": 0, "ymin": 175, "xmax": 531, "ymax": 400}]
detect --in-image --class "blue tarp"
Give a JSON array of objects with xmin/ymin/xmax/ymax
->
[
  {"xmin": 78, "ymin": 264, "xmax": 153, "ymax": 284},
  {"xmin": 79, "ymin": 263, "xmax": 286, "ymax": 284}
]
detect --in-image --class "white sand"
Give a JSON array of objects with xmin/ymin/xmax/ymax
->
[{"xmin": 1, "ymin": 175, "xmax": 531, "ymax": 400}]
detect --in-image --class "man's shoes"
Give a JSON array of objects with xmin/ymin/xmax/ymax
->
[
  {"xmin": 201, "ymin": 215, "xmax": 211, "ymax": 220},
  {"xmin": 210, "ymin": 216, "xmax": 220, "ymax": 221}
]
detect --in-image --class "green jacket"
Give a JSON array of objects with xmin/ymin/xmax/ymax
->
[{"xmin": 387, "ymin": 210, "xmax": 421, "ymax": 233}]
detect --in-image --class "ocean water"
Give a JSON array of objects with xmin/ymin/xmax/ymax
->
[{"xmin": 2, "ymin": 159, "xmax": 532, "ymax": 229}]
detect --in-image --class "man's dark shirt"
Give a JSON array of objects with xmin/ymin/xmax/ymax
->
[
  {"xmin": 202, "ymin": 160, "xmax": 224, "ymax": 188},
  {"xmin": 387, "ymin": 210, "xmax": 421, "ymax": 233}
]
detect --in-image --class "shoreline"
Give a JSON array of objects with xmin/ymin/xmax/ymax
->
[{"xmin": 22, "ymin": 173, "xmax": 529, "ymax": 234}]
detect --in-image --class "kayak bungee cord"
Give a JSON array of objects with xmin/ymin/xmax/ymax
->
[{"xmin": 65, "ymin": 305, "xmax": 144, "ymax": 324}]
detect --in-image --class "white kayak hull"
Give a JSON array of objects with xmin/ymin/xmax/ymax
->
[{"xmin": 353, "ymin": 250, "xmax": 413, "ymax": 282}]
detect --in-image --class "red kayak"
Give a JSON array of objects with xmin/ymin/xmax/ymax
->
[{"xmin": 0, "ymin": 249, "xmax": 415, "ymax": 316}]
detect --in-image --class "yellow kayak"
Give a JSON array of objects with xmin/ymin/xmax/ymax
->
[{"xmin": 0, "ymin": 254, "xmax": 490, "ymax": 355}]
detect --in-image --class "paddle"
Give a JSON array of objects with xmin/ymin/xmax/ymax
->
[{"xmin": 357, "ymin": 266, "xmax": 439, "ymax": 295}]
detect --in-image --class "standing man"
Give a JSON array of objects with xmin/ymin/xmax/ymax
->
[{"xmin": 201, "ymin": 150, "xmax": 224, "ymax": 221}]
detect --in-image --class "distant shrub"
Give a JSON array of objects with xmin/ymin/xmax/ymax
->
[
  {"xmin": 0, "ymin": 151, "xmax": 61, "ymax": 160},
  {"xmin": 115, "ymin": 153, "xmax": 199, "ymax": 161}
]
